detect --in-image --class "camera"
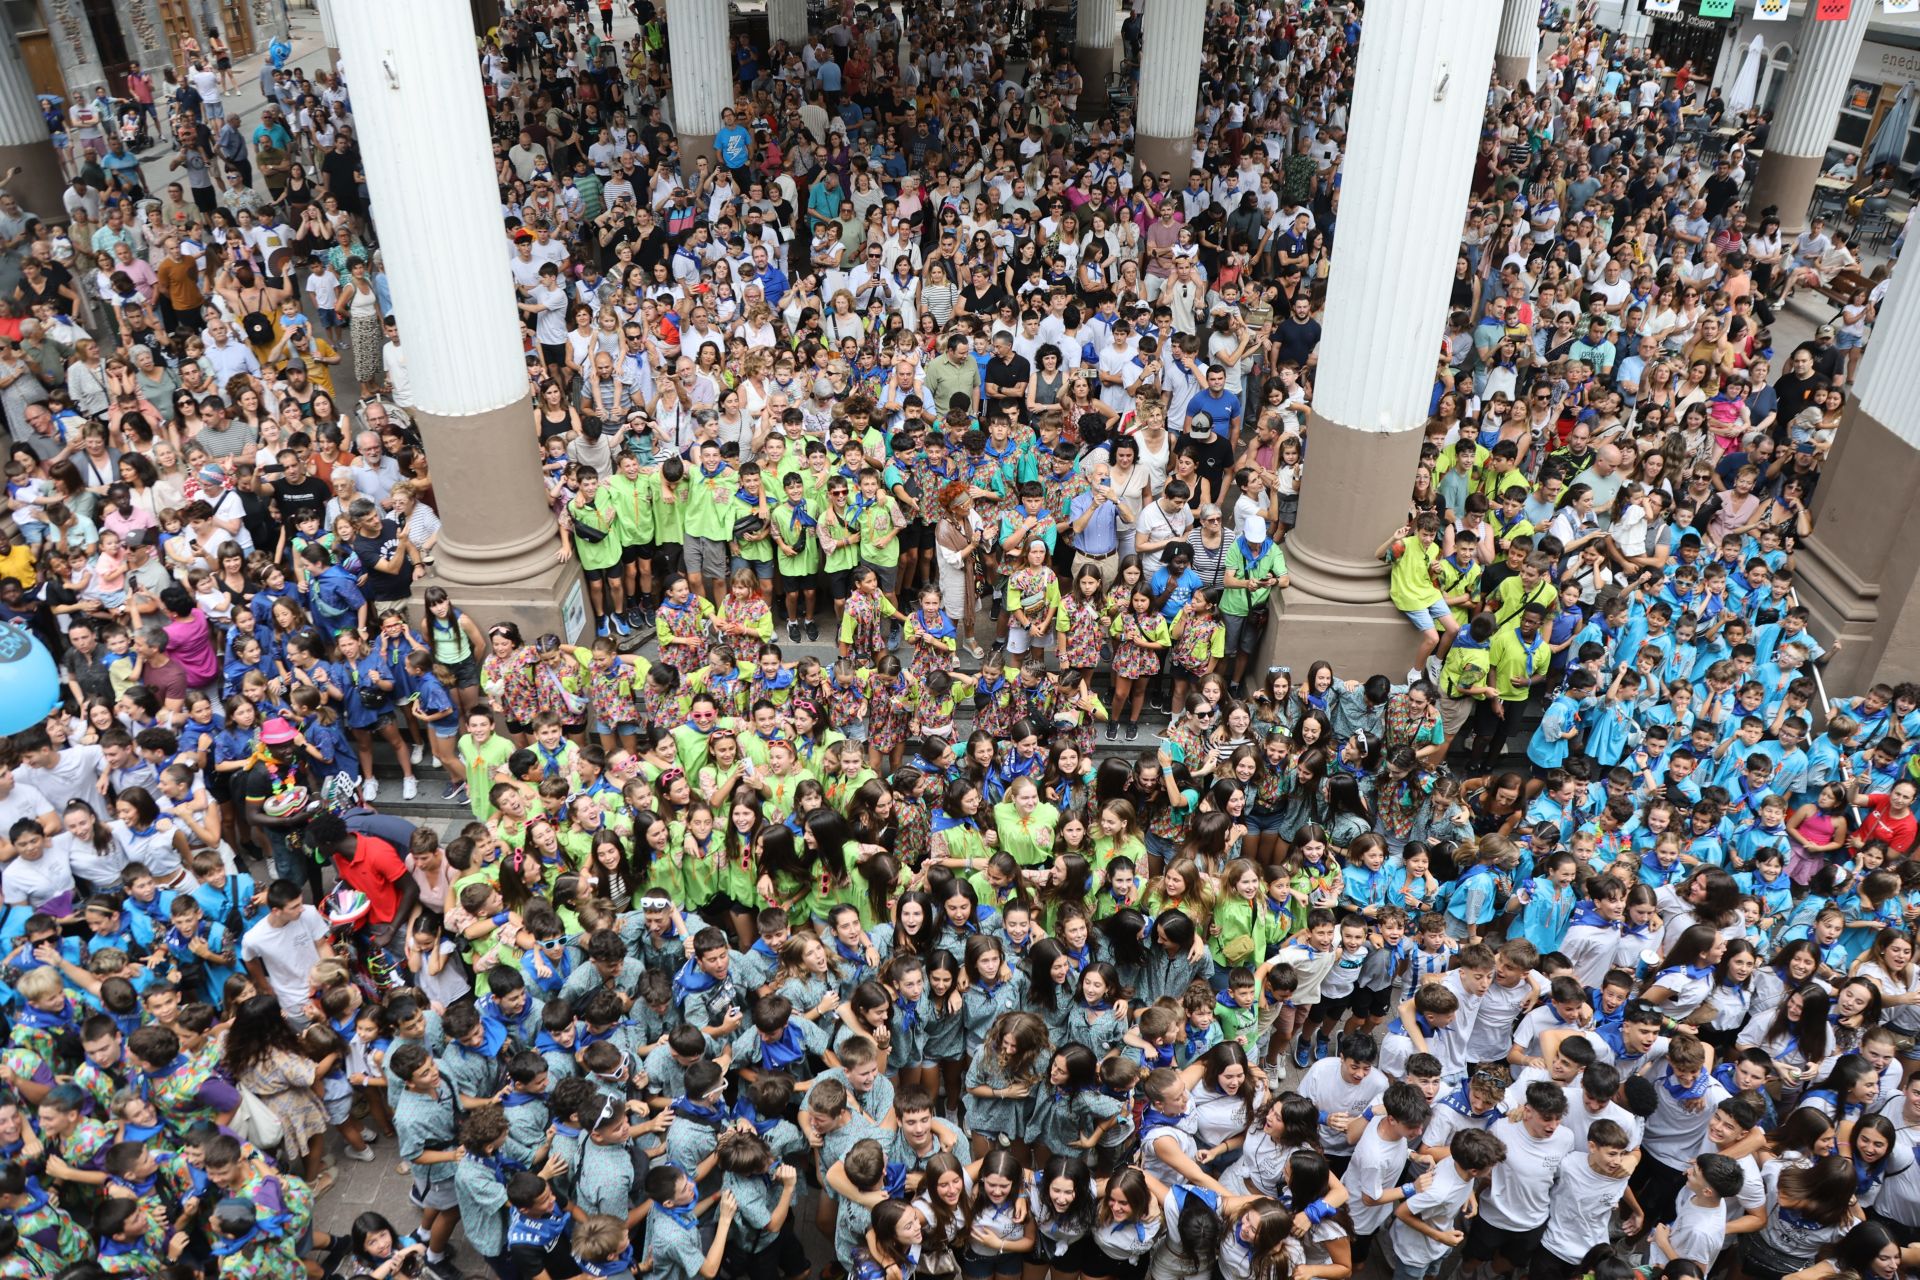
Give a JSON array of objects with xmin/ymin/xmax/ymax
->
[{"xmin": 399, "ymin": 1251, "xmax": 425, "ymax": 1277}]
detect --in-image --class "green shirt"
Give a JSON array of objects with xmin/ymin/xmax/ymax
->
[
  {"xmin": 1221, "ymin": 542, "xmax": 1287, "ymax": 617},
  {"xmin": 855, "ymin": 495, "xmax": 902, "ymax": 567},
  {"xmin": 569, "ymin": 488, "xmax": 622, "ymax": 571},
  {"xmin": 1386, "ymin": 534, "xmax": 1444, "ymax": 612},
  {"xmin": 457, "ymin": 733, "xmax": 517, "ymax": 821},
  {"xmin": 684, "ymin": 463, "xmax": 739, "ymax": 540}
]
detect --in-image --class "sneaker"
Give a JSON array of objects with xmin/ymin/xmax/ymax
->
[
  {"xmin": 1124, "ymin": 722, "xmax": 1139, "ymax": 741},
  {"xmin": 1105, "ymin": 722, "xmax": 1118, "ymax": 741},
  {"xmin": 1407, "ymin": 667, "xmax": 1423, "ymax": 687},
  {"xmin": 627, "ymin": 604, "xmax": 645, "ymax": 627},
  {"xmin": 343, "ymin": 1144, "xmax": 376, "ymax": 1163},
  {"xmin": 596, "ymin": 617, "xmax": 611, "ymax": 638},
  {"xmin": 361, "ymin": 1125, "xmax": 380, "ymax": 1144},
  {"xmin": 421, "ymin": 752, "xmax": 440, "ymax": 770},
  {"xmin": 610, "ymin": 613, "xmax": 632, "ymax": 637},
  {"xmin": 449, "ymin": 783, "xmax": 470, "ymax": 804},
  {"xmin": 409, "ymin": 743, "xmax": 423, "ymax": 765},
  {"xmin": 1292, "ymin": 1036, "xmax": 1312, "ymax": 1069},
  {"xmin": 362, "ymin": 778, "xmax": 379, "ymax": 803},
  {"xmin": 806, "ymin": 620, "xmax": 820, "ymax": 641},
  {"xmin": 788, "ymin": 620, "xmax": 803, "ymax": 643},
  {"xmin": 402, "ymin": 777, "xmax": 418, "ymax": 801},
  {"xmin": 1315, "ymin": 1032, "xmax": 1331, "ymax": 1058},
  {"xmin": 441, "ymin": 779, "xmax": 463, "ymax": 801},
  {"xmin": 1425, "ymin": 653, "xmax": 1445, "ymax": 685}
]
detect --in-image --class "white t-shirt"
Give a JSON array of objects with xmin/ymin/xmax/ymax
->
[
  {"xmin": 242, "ymin": 907, "xmax": 332, "ymax": 1014},
  {"xmin": 1390, "ymin": 1158, "xmax": 1475, "ymax": 1270},
  {"xmin": 1540, "ymin": 1153, "xmax": 1633, "ymax": 1263},
  {"xmin": 0, "ymin": 846, "xmax": 74, "ymax": 907},
  {"xmin": 1479, "ymin": 1114, "xmax": 1575, "ymax": 1231},
  {"xmin": 1660, "ymin": 1191, "xmax": 1729, "ymax": 1269},
  {"xmin": 1347, "ymin": 1117, "xmax": 1410, "ymax": 1233},
  {"xmin": 1299, "ymin": 1057, "xmax": 1388, "ymax": 1155},
  {"xmin": 1462, "ymin": 972, "xmax": 1544, "ymax": 1062}
]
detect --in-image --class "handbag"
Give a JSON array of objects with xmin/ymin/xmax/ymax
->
[{"xmin": 233, "ymin": 1086, "xmax": 285, "ymax": 1150}]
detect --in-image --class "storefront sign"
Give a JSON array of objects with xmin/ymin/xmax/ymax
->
[
  {"xmin": 1699, "ymin": 0, "xmax": 1733, "ymax": 17},
  {"xmin": 1815, "ymin": 0, "xmax": 1852, "ymax": 19}
]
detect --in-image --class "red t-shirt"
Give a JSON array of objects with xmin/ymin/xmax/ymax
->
[
  {"xmin": 1858, "ymin": 794, "xmax": 1918, "ymax": 857},
  {"xmin": 332, "ymin": 833, "xmax": 408, "ymax": 924}
]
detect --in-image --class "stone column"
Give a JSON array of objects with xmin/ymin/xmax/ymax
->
[
  {"xmin": 0, "ymin": 8, "xmax": 69, "ymax": 223},
  {"xmin": 766, "ymin": 0, "xmax": 808, "ymax": 51},
  {"xmin": 1074, "ymin": 0, "xmax": 1120, "ymax": 118},
  {"xmin": 1747, "ymin": 0, "xmax": 1875, "ymax": 236},
  {"xmin": 668, "ymin": 0, "xmax": 733, "ymax": 165},
  {"xmin": 115, "ymin": 0, "xmax": 176, "ymax": 82},
  {"xmin": 332, "ymin": 0, "xmax": 584, "ymax": 643},
  {"xmin": 314, "ymin": 0, "xmax": 339, "ymax": 63},
  {"xmin": 1795, "ymin": 265, "xmax": 1920, "ymax": 689},
  {"xmin": 1258, "ymin": 0, "xmax": 1502, "ymax": 678},
  {"xmin": 249, "ymin": 0, "xmax": 291, "ymax": 43},
  {"xmin": 44, "ymin": 0, "xmax": 107, "ymax": 99},
  {"xmin": 1135, "ymin": 0, "xmax": 1204, "ymax": 187},
  {"xmin": 1494, "ymin": 0, "xmax": 1537, "ymax": 88}
]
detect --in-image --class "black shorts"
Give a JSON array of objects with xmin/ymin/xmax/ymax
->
[
  {"xmin": 622, "ymin": 541, "xmax": 653, "ymax": 566},
  {"xmin": 903, "ymin": 519, "xmax": 936, "ymax": 551},
  {"xmin": 1313, "ymin": 990, "xmax": 1354, "ymax": 1025},
  {"xmin": 1530, "ymin": 1248, "xmax": 1589, "ymax": 1280},
  {"xmin": 582, "ymin": 565, "xmax": 612, "ymax": 585},
  {"xmin": 447, "ymin": 654, "xmax": 481, "ymax": 690},
  {"xmin": 724, "ymin": 1226, "xmax": 809, "ymax": 1280},
  {"xmin": 1349, "ymin": 985, "xmax": 1392, "ymax": 1019},
  {"xmin": 1463, "ymin": 1217, "xmax": 1545, "ymax": 1265},
  {"xmin": 506, "ymin": 718, "xmax": 533, "ymax": 736},
  {"xmin": 540, "ymin": 342, "xmax": 566, "ymax": 367},
  {"xmin": 825, "ymin": 568, "xmax": 854, "ymax": 601},
  {"xmin": 1081, "ymin": 1250, "xmax": 1145, "ymax": 1280}
]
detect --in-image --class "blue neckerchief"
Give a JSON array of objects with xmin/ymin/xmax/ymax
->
[
  {"xmin": 534, "ymin": 1029, "xmax": 575, "ymax": 1056},
  {"xmin": 758, "ymin": 1021, "xmax": 808, "ymax": 1070},
  {"xmin": 930, "ymin": 811, "xmax": 978, "ymax": 834},
  {"xmin": 503, "ymin": 1088, "xmax": 547, "ymax": 1109},
  {"xmin": 1184, "ymin": 1027, "xmax": 1211, "ymax": 1060},
  {"xmin": 17, "ymin": 999, "xmax": 76, "ymax": 1032},
  {"xmin": 672, "ymin": 1096, "xmax": 730, "ymax": 1127},
  {"xmin": 732, "ymin": 1098, "xmax": 779, "ymax": 1136},
  {"xmin": 509, "ymin": 1205, "xmax": 572, "ymax": 1251},
  {"xmin": 895, "ymin": 996, "xmax": 920, "ymax": 1031},
  {"xmin": 211, "ymin": 1226, "xmax": 266, "ymax": 1258},
  {"xmin": 1567, "ymin": 902, "xmax": 1620, "ymax": 931},
  {"xmin": 466, "ymin": 1149, "xmax": 526, "ymax": 1182},
  {"xmin": 672, "ymin": 957, "xmax": 722, "ymax": 1005},
  {"xmin": 1141, "ymin": 1107, "xmax": 1183, "ymax": 1134},
  {"xmin": 12, "ymin": 1177, "xmax": 50, "ymax": 1215},
  {"xmin": 1660, "ymin": 1067, "xmax": 1709, "ymax": 1102},
  {"xmin": 575, "ymin": 1248, "xmax": 634, "ymax": 1277},
  {"xmin": 915, "ymin": 607, "xmax": 956, "ymax": 639},
  {"xmin": 135, "ymin": 1052, "xmax": 191, "ymax": 1100},
  {"xmin": 883, "ymin": 1161, "xmax": 908, "ymax": 1199},
  {"xmin": 1656, "ymin": 963, "xmax": 1714, "ymax": 984},
  {"xmin": 454, "ymin": 1018, "xmax": 509, "ymax": 1060},
  {"xmin": 656, "ymin": 1202, "xmax": 701, "ymax": 1233},
  {"xmin": 99, "ymin": 1238, "xmax": 151, "ymax": 1259}
]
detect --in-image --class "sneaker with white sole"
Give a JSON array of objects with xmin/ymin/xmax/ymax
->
[
  {"xmin": 343, "ymin": 1144, "xmax": 376, "ymax": 1163},
  {"xmin": 402, "ymin": 777, "xmax": 418, "ymax": 801},
  {"xmin": 1425, "ymin": 653, "xmax": 1445, "ymax": 685},
  {"xmin": 362, "ymin": 778, "xmax": 379, "ymax": 803},
  {"xmin": 409, "ymin": 743, "xmax": 423, "ymax": 765}
]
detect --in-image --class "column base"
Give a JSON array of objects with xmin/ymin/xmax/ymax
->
[
  {"xmin": 1794, "ymin": 403, "xmax": 1920, "ymax": 689},
  {"xmin": 1135, "ymin": 132, "xmax": 1194, "ymax": 188},
  {"xmin": 1254, "ymin": 414, "xmax": 1429, "ymax": 679},
  {"xmin": 408, "ymin": 402, "xmax": 588, "ymax": 645},
  {"xmin": 1749, "ymin": 150, "xmax": 1824, "ymax": 236},
  {"xmin": 1494, "ymin": 52, "xmax": 1532, "ymax": 87},
  {"xmin": 678, "ymin": 132, "xmax": 716, "ymax": 167},
  {"xmin": 1074, "ymin": 44, "xmax": 1113, "ymax": 118},
  {"xmin": 0, "ymin": 141, "xmax": 72, "ymax": 230},
  {"xmin": 766, "ymin": 0, "xmax": 808, "ymax": 47}
]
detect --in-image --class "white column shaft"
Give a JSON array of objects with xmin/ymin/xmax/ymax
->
[
  {"xmin": 1315, "ymin": 0, "xmax": 1502, "ymax": 435},
  {"xmin": 668, "ymin": 0, "xmax": 734, "ymax": 139},
  {"xmin": 332, "ymin": 0, "xmax": 526, "ymax": 415},
  {"xmin": 1076, "ymin": 0, "xmax": 1118, "ymax": 53},
  {"xmin": 766, "ymin": 0, "xmax": 807, "ymax": 49},
  {"xmin": 1136, "ymin": 0, "xmax": 1204, "ymax": 139},
  {"xmin": 316, "ymin": 0, "xmax": 338, "ymax": 52},
  {"xmin": 1496, "ymin": 0, "xmax": 1536, "ymax": 62},
  {"xmin": 1771, "ymin": 0, "xmax": 1875, "ymax": 159},
  {"xmin": 1855, "ymin": 268, "xmax": 1920, "ymax": 445}
]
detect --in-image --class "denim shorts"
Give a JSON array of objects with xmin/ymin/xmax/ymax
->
[
  {"xmin": 1403, "ymin": 603, "xmax": 1452, "ymax": 630},
  {"xmin": 1246, "ymin": 808, "xmax": 1287, "ymax": 835},
  {"xmin": 1837, "ymin": 331, "xmax": 1865, "ymax": 350}
]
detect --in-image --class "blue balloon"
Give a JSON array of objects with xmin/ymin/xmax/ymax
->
[{"xmin": 0, "ymin": 624, "xmax": 59, "ymax": 735}]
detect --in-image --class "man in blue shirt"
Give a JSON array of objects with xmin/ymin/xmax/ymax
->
[
  {"xmin": 714, "ymin": 108, "xmax": 751, "ymax": 175},
  {"xmin": 1185, "ymin": 364, "xmax": 1243, "ymax": 442},
  {"xmin": 1069, "ymin": 459, "xmax": 1126, "ymax": 583}
]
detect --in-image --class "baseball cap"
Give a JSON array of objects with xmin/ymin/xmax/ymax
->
[{"xmin": 1816, "ymin": 324, "xmax": 1835, "ymax": 338}]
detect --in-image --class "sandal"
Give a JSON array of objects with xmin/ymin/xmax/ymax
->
[
  {"xmin": 966, "ymin": 643, "xmax": 986, "ymax": 660},
  {"xmin": 312, "ymin": 1170, "xmax": 338, "ymax": 1197}
]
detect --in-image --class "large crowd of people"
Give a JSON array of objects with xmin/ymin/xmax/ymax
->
[{"xmin": 0, "ymin": 1, "xmax": 1914, "ymax": 1280}]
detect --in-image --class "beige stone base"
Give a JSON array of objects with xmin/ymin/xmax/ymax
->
[
  {"xmin": 0, "ymin": 141, "xmax": 73, "ymax": 230},
  {"xmin": 1254, "ymin": 414, "xmax": 1430, "ymax": 679},
  {"xmin": 677, "ymin": 132, "xmax": 717, "ymax": 168},
  {"xmin": 1748, "ymin": 150, "xmax": 1826, "ymax": 237},
  {"xmin": 1795, "ymin": 403, "xmax": 1920, "ymax": 689},
  {"xmin": 1136, "ymin": 133, "xmax": 1195, "ymax": 190},
  {"xmin": 1494, "ymin": 53, "xmax": 1532, "ymax": 88},
  {"xmin": 408, "ymin": 400, "xmax": 587, "ymax": 645}
]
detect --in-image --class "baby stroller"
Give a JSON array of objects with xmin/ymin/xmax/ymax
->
[{"xmin": 117, "ymin": 103, "xmax": 153, "ymax": 152}]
